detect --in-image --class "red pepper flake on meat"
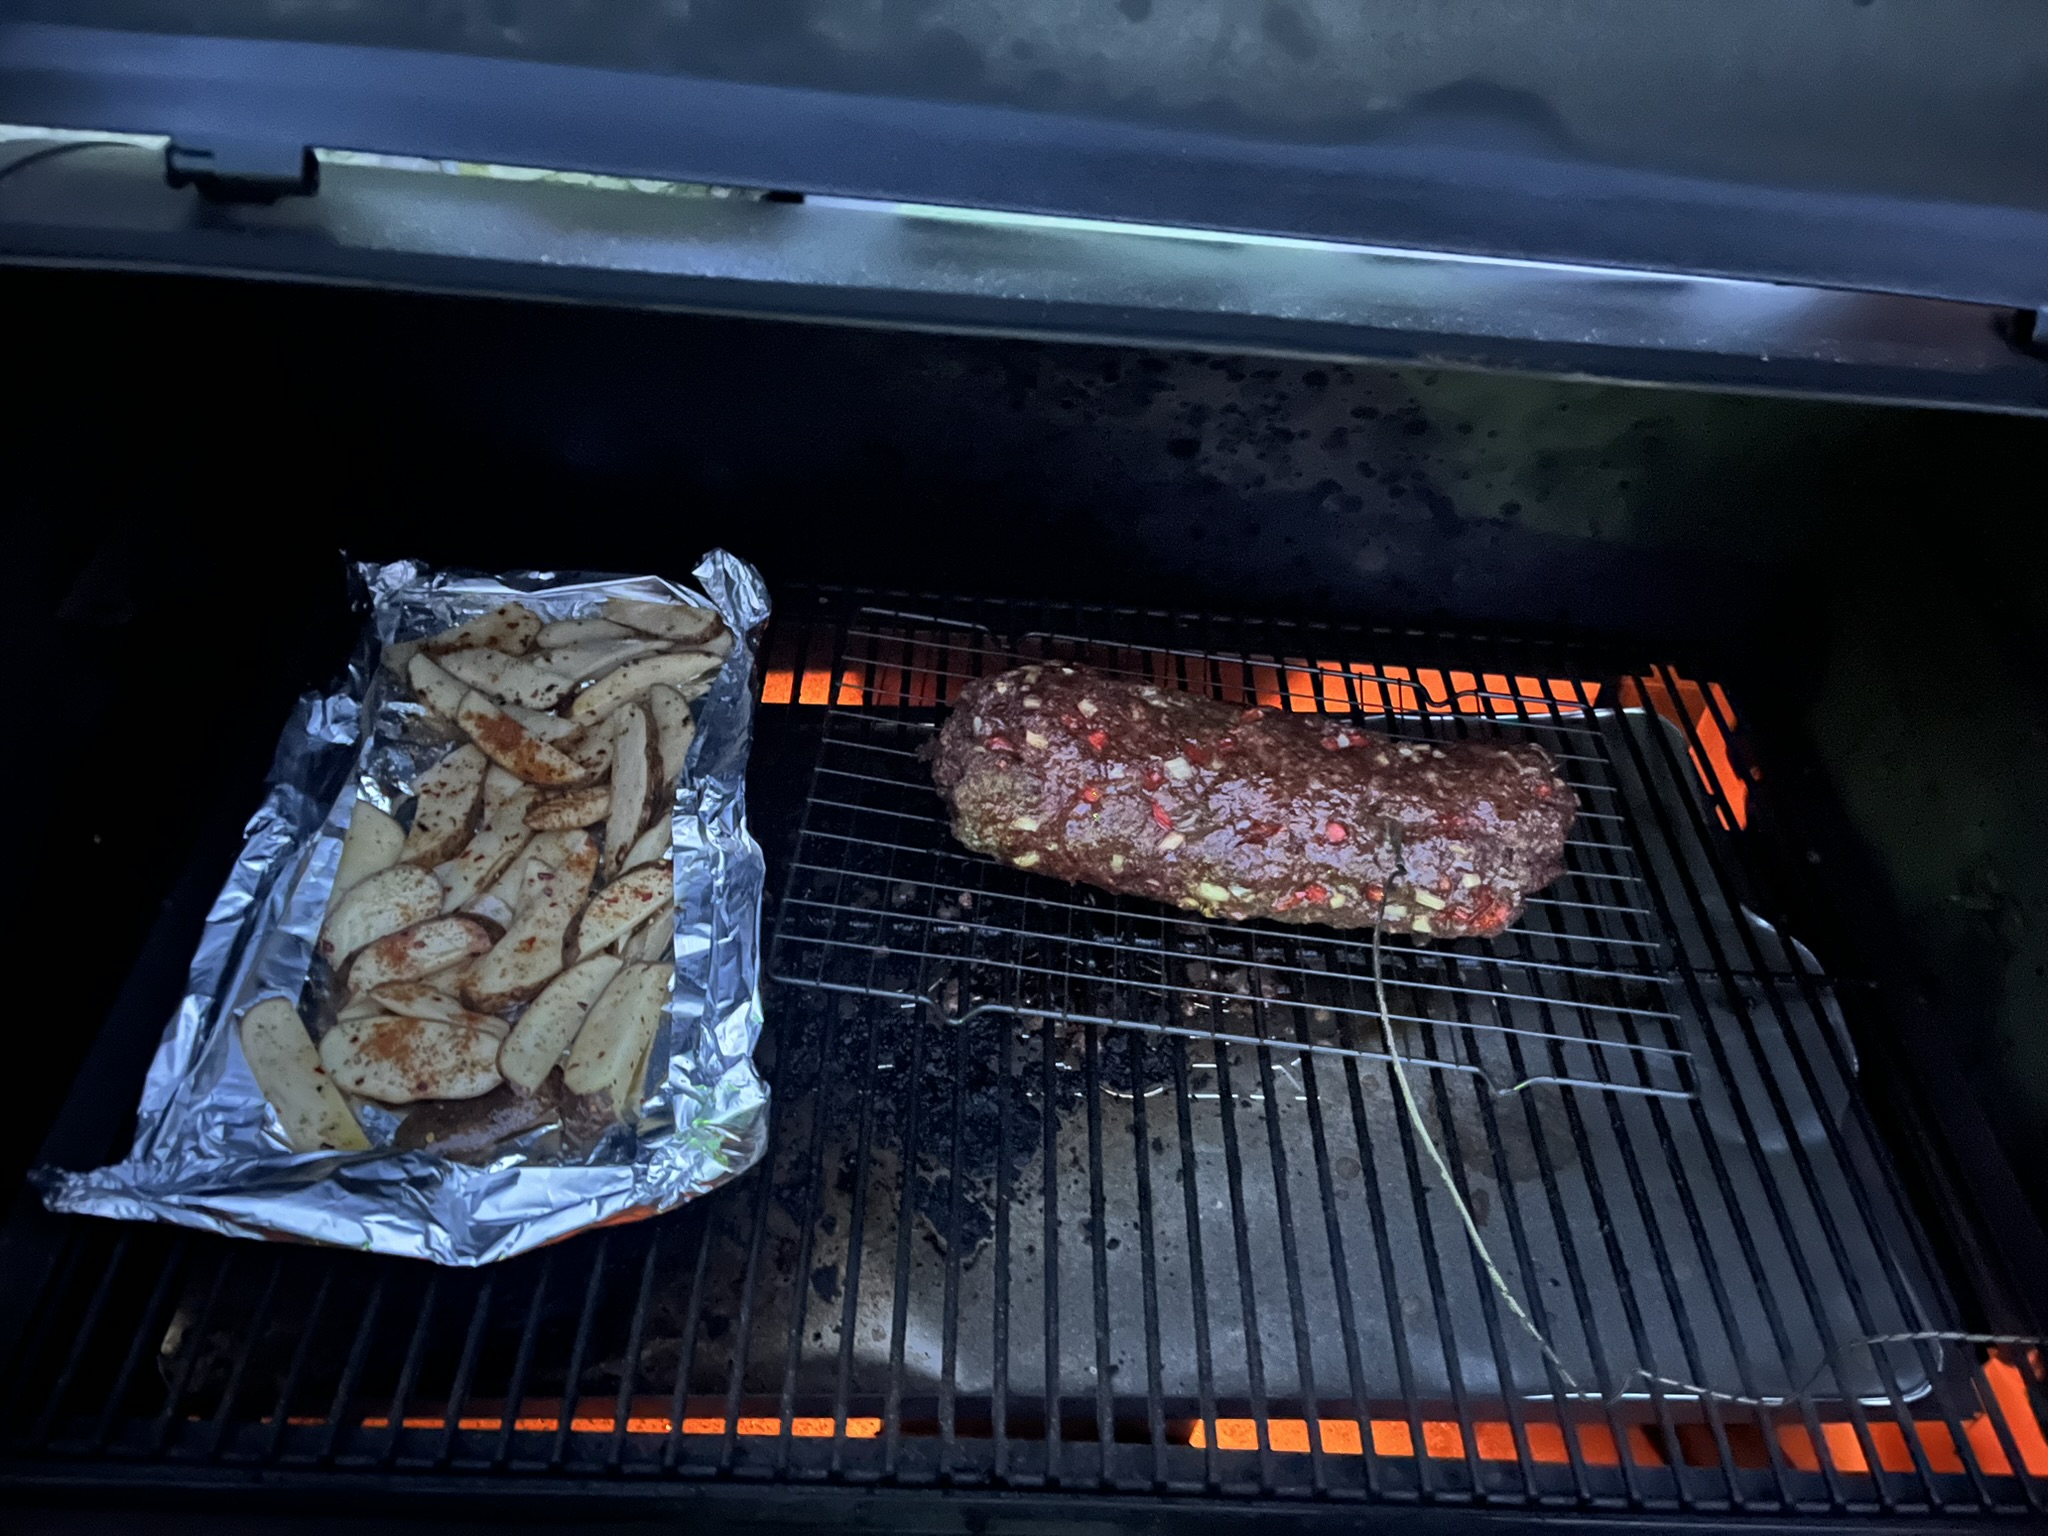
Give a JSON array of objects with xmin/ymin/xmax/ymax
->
[
  {"xmin": 1150, "ymin": 800, "xmax": 1175, "ymax": 831},
  {"xmin": 986, "ymin": 734, "xmax": 1017, "ymax": 752},
  {"xmin": 1079, "ymin": 786, "xmax": 1101, "ymax": 804},
  {"xmin": 1185, "ymin": 742, "xmax": 1213, "ymax": 767},
  {"xmin": 1324, "ymin": 820, "xmax": 1348, "ymax": 843},
  {"xmin": 1273, "ymin": 883, "xmax": 1329, "ymax": 912},
  {"xmin": 1085, "ymin": 729, "xmax": 1108, "ymax": 752},
  {"xmin": 1217, "ymin": 734, "xmax": 1238, "ymax": 753},
  {"xmin": 1141, "ymin": 765, "xmax": 1165, "ymax": 790}
]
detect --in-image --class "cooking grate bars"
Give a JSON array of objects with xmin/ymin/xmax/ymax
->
[{"xmin": 2, "ymin": 592, "xmax": 2042, "ymax": 1521}]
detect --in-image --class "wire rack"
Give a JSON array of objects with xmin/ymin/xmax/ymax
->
[{"xmin": 773, "ymin": 609, "xmax": 1697, "ymax": 1103}]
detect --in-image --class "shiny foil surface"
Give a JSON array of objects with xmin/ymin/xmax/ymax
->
[{"xmin": 37, "ymin": 553, "xmax": 771, "ymax": 1264}]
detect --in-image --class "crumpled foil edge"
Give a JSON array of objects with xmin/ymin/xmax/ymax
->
[{"xmin": 35, "ymin": 551, "xmax": 771, "ymax": 1266}]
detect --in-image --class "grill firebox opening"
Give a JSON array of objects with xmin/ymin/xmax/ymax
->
[{"xmin": 3, "ymin": 592, "xmax": 2043, "ymax": 1516}]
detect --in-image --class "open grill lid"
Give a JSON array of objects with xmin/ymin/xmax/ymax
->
[{"xmin": 3, "ymin": 4, "xmax": 2047, "ymax": 411}]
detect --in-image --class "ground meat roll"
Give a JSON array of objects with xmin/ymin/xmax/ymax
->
[{"xmin": 929, "ymin": 663, "xmax": 1576, "ymax": 938}]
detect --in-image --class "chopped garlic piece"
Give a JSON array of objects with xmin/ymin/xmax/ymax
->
[
  {"xmin": 1462, "ymin": 872, "xmax": 1483, "ymax": 888},
  {"xmin": 1162, "ymin": 756, "xmax": 1194, "ymax": 782},
  {"xmin": 1077, "ymin": 698, "xmax": 1098, "ymax": 717},
  {"xmin": 1009, "ymin": 815, "xmax": 1041, "ymax": 832},
  {"xmin": 1412, "ymin": 913, "xmax": 1433, "ymax": 934},
  {"xmin": 1158, "ymin": 831, "xmax": 1185, "ymax": 851},
  {"xmin": 1024, "ymin": 730, "xmax": 1049, "ymax": 748},
  {"xmin": 1110, "ymin": 853, "xmax": 1126, "ymax": 874},
  {"xmin": 1413, "ymin": 890, "xmax": 1446, "ymax": 910},
  {"xmin": 1013, "ymin": 851, "xmax": 1041, "ymax": 868},
  {"xmin": 1196, "ymin": 882, "xmax": 1233, "ymax": 904}
]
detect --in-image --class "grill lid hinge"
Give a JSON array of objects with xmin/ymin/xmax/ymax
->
[{"xmin": 164, "ymin": 138, "xmax": 319, "ymax": 203}]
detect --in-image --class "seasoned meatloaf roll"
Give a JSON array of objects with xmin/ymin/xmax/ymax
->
[{"xmin": 929, "ymin": 664, "xmax": 1576, "ymax": 938}]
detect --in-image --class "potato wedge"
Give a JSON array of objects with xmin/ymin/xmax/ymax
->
[
  {"xmin": 570, "ymin": 727, "xmax": 613, "ymax": 777},
  {"xmin": 563, "ymin": 962, "xmax": 669, "ymax": 1096},
  {"xmin": 457, "ymin": 834, "xmax": 598, "ymax": 1013},
  {"xmin": 498, "ymin": 953, "xmax": 625, "ymax": 1091},
  {"xmin": 464, "ymin": 855, "xmax": 529, "ymax": 930},
  {"xmin": 483, "ymin": 764, "xmax": 526, "ymax": 808},
  {"xmin": 601, "ymin": 597, "xmax": 726, "ymax": 647},
  {"xmin": 526, "ymin": 784, "xmax": 610, "ymax": 830},
  {"xmin": 566, "ymin": 652, "xmax": 724, "ymax": 726},
  {"xmin": 366, "ymin": 980, "xmax": 471, "ymax": 1023},
  {"xmin": 239, "ymin": 998, "xmax": 370, "ymax": 1152},
  {"xmin": 458, "ymin": 691, "xmax": 595, "ymax": 785},
  {"xmin": 567, "ymin": 860, "xmax": 672, "ymax": 963},
  {"xmin": 438, "ymin": 648, "xmax": 573, "ymax": 710},
  {"xmin": 646, "ymin": 683, "xmax": 696, "ymax": 789},
  {"xmin": 407, "ymin": 653, "xmax": 471, "ymax": 719},
  {"xmin": 604, "ymin": 703, "xmax": 656, "ymax": 877},
  {"xmin": 336, "ymin": 996, "xmax": 392, "ymax": 1025},
  {"xmin": 421, "ymin": 602, "xmax": 542, "ymax": 657},
  {"xmin": 343, "ymin": 914, "xmax": 497, "ymax": 995},
  {"xmin": 535, "ymin": 638, "xmax": 668, "ymax": 682},
  {"xmin": 537, "ymin": 617, "xmax": 635, "ymax": 647},
  {"xmin": 318, "ymin": 865, "xmax": 443, "ymax": 967},
  {"xmin": 625, "ymin": 900, "xmax": 675, "ymax": 962},
  {"xmin": 617, "ymin": 821, "xmax": 670, "ymax": 876},
  {"xmin": 399, "ymin": 744, "xmax": 487, "ymax": 866},
  {"xmin": 329, "ymin": 800, "xmax": 404, "ymax": 909},
  {"xmin": 436, "ymin": 780, "xmax": 538, "ymax": 911},
  {"xmin": 395, "ymin": 1078, "xmax": 562, "ymax": 1162},
  {"xmin": 318, "ymin": 1015, "xmax": 504, "ymax": 1104},
  {"xmin": 501, "ymin": 699, "xmax": 581, "ymax": 742}
]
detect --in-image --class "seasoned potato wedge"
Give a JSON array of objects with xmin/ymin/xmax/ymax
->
[
  {"xmin": 329, "ymin": 800, "xmax": 404, "ymax": 909},
  {"xmin": 526, "ymin": 784, "xmax": 610, "ymax": 831},
  {"xmin": 535, "ymin": 638, "xmax": 668, "ymax": 682},
  {"xmin": 318, "ymin": 1015, "xmax": 504, "ymax": 1104},
  {"xmin": 499, "ymin": 953, "xmax": 624, "ymax": 1091},
  {"xmin": 343, "ymin": 914, "xmax": 496, "ymax": 995},
  {"xmin": 457, "ymin": 833, "xmax": 598, "ymax": 1012},
  {"xmin": 239, "ymin": 998, "xmax": 369, "ymax": 1152},
  {"xmin": 563, "ymin": 962, "xmax": 669, "ymax": 1099},
  {"xmin": 625, "ymin": 900, "xmax": 675, "ymax": 962},
  {"xmin": 570, "ymin": 727, "xmax": 614, "ymax": 777},
  {"xmin": 399, "ymin": 744, "xmax": 487, "ymax": 866},
  {"xmin": 568, "ymin": 860, "xmax": 672, "ymax": 963},
  {"xmin": 365, "ymin": 980, "xmax": 471, "ymax": 1023},
  {"xmin": 318, "ymin": 865, "xmax": 443, "ymax": 967},
  {"xmin": 604, "ymin": 703, "xmax": 656, "ymax": 877},
  {"xmin": 617, "ymin": 822, "xmax": 670, "ymax": 876},
  {"xmin": 458, "ymin": 691, "xmax": 595, "ymax": 785},
  {"xmin": 395, "ymin": 1078, "xmax": 561, "ymax": 1162},
  {"xmin": 436, "ymin": 780, "xmax": 538, "ymax": 911},
  {"xmin": 421, "ymin": 602, "xmax": 541, "ymax": 657},
  {"xmin": 537, "ymin": 617, "xmax": 635, "ymax": 647},
  {"xmin": 646, "ymin": 683, "xmax": 695, "ymax": 790},
  {"xmin": 407, "ymin": 653, "xmax": 471, "ymax": 719},
  {"xmin": 601, "ymin": 597, "xmax": 726, "ymax": 647},
  {"xmin": 465, "ymin": 825, "xmax": 581, "ymax": 926},
  {"xmin": 566, "ymin": 653, "xmax": 723, "ymax": 725},
  {"xmin": 438, "ymin": 648, "xmax": 573, "ymax": 710},
  {"xmin": 500, "ymin": 699, "xmax": 582, "ymax": 742}
]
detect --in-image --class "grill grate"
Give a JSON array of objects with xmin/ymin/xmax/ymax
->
[{"xmin": 2, "ymin": 592, "xmax": 2043, "ymax": 1519}]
